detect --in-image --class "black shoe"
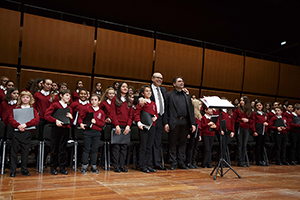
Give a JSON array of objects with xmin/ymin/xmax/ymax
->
[
  {"xmin": 257, "ymin": 161, "xmax": 265, "ymax": 166},
  {"xmin": 192, "ymin": 163, "xmax": 199, "ymax": 169},
  {"xmin": 147, "ymin": 167, "xmax": 157, "ymax": 172},
  {"xmin": 290, "ymin": 161, "xmax": 296, "ymax": 166},
  {"xmin": 10, "ymin": 172, "xmax": 16, "ymax": 177},
  {"xmin": 51, "ymin": 169, "xmax": 58, "ymax": 175},
  {"xmin": 154, "ymin": 165, "xmax": 168, "ymax": 171},
  {"xmin": 81, "ymin": 168, "xmax": 87, "ymax": 174},
  {"xmin": 276, "ymin": 162, "xmax": 282, "ymax": 166},
  {"xmin": 282, "ymin": 161, "xmax": 289, "ymax": 166},
  {"xmin": 207, "ymin": 164, "xmax": 213, "ymax": 168},
  {"xmin": 238, "ymin": 164, "xmax": 246, "ymax": 167},
  {"xmin": 59, "ymin": 169, "xmax": 68, "ymax": 175},
  {"xmin": 120, "ymin": 167, "xmax": 128, "ymax": 172},
  {"xmin": 201, "ymin": 165, "xmax": 207, "ymax": 168},
  {"xmin": 178, "ymin": 164, "xmax": 189, "ymax": 170},
  {"xmin": 169, "ymin": 165, "xmax": 176, "ymax": 170},
  {"xmin": 21, "ymin": 170, "xmax": 31, "ymax": 176},
  {"xmin": 114, "ymin": 167, "xmax": 121, "ymax": 173},
  {"xmin": 186, "ymin": 163, "xmax": 195, "ymax": 169},
  {"xmin": 140, "ymin": 168, "xmax": 150, "ymax": 173},
  {"xmin": 91, "ymin": 168, "xmax": 99, "ymax": 173}
]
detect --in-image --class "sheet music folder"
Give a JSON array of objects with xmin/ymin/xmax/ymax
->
[
  {"xmin": 111, "ymin": 128, "xmax": 131, "ymax": 144},
  {"xmin": 255, "ymin": 123, "xmax": 265, "ymax": 135},
  {"xmin": 200, "ymin": 96, "xmax": 235, "ymax": 109},
  {"xmin": 274, "ymin": 118, "xmax": 286, "ymax": 127},
  {"xmin": 52, "ymin": 108, "xmax": 70, "ymax": 125},
  {"xmin": 13, "ymin": 107, "xmax": 36, "ymax": 131},
  {"xmin": 140, "ymin": 110, "xmax": 153, "ymax": 131},
  {"xmin": 83, "ymin": 112, "xmax": 94, "ymax": 129},
  {"xmin": 292, "ymin": 116, "xmax": 300, "ymax": 130}
]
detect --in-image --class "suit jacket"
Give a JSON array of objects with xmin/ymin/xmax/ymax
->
[{"xmin": 165, "ymin": 89, "xmax": 196, "ymax": 130}]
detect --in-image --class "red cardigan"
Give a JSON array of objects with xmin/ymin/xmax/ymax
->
[
  {"xmin": 232, "ymin": 108, "xmax": 251, "ymax": 131},
  {"xmin": 250, "ymin": 112, "xmax": 268, "ymax": 133},
  {"xmin": 220, "ymin": 111, "xmax": 233, "ymax": 132},
  {"xmin": 269, "ymin": 116, "xmax": 289, "ymax": 134},
  {"xmin": 99, "ymin": 100, "xmax": 112, "ymax": 118},
  {"xmin": 0, "ymin": 100, "xmax": 18, "ymax": 126},
  {"xmin": 288, "ymin": 113, "xmax": 300, "ymax": 133},
  {"xmin": 78, "ymin": 105, "xmax": 105, "ymax": 131},
  {"xmin": 44, "ymin": 102, "xmax": 73, "ymax": 128},
  {"xmin": 71, "ymin": 91, "xmax": 79, "ymax": 102},
  {"xmin": 9, "ymin": 106, "xmax": 39, "ymax": 130},
  {"xmin": 110, "ymin": 97, "xmax": 133, "ymax": 127},
  {"xmin": 200, "ymin": 115, "xmax": 219, "ymax": 137},
  {"xmin": 33, "ymin": 92, "xmax": 54, "ymax": 120},
  {"xmin": 134, "ymin": 100, "xmax": 158, "ymax": 126}
]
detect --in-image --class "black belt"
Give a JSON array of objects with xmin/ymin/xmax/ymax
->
[{"xmin": 179, "ymin": 117, "xmax": 187, "ymax": 120}]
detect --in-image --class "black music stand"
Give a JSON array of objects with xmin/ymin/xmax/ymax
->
[{"xmin": 200, "ymin": 97, "xmax": 241, "ymax": 180}]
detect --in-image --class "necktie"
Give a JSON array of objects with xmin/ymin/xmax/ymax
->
[{"xmin": 157, "ymin": 87, "xmax": 163, "ymax": 115}]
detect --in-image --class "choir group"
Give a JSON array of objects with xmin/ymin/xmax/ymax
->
[{"xmin": 0, "ymin": 73, "xmax": 299, "ymax": 178}]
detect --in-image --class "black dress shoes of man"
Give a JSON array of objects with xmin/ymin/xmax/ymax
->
[
  {"xmin": 59, "ymin": 168, "xmax": 68, "ymax": 175},
  {"xmin": 154, "ymin": 165, "xmax": 168, "ymax": 171},
  {"xmin": 114, "ymin": 167, "xmax": 121, "ymax": 173},
  {"xmin": 51, "ymin": 169, "xmax": 58, "ymax": 175},
  {"xmin": 10, "ymin": 172, "xmax": 16, "ymax": 177},
  {"xmin": 282, "ymin": 161, "xmax": 289, "ymax": 166},
  {"xmin": 192, "ymin": 163, "xmax": 199, "ymax": 169},
  {"xmin": 290, "ymin": 161, "xmax": 296, "ymax": 166},
  {"xmin": 178, "ymin": 164, "xmax": 189, "ymax": 170},
  {"xmin": 169, "ymin": 165, "xmax": 176, "ymax": 170},
  {"xmin": 21, "ymin": 170, "xmax": 31, "ymax": 176},
  {"xmin": 120, "ymin": 167, "xmax": 128, "ymax": 172},
  {"xmin": 186, "ymin": 163, "xmax": 195, "ymax": 169}
]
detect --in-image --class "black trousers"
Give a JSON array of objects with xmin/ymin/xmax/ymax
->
[
  {"xmin": 139, "ymin": 126, "xmax": 155, "ymax": 169},
  {"xmin": 236, "ymin": 128, "xmax": 250, "ymax": 164},
  {"xmin": 50, "ymin": 126, "xmax": 69, "ymax": 170},
  {"xmin": 82, "ymin": 129, "xmax": 101, "ymax": 165},
  {"xmin": 186, "ymin": 132, "xmax": 198, "ymax": 164},
  {"xmin": 112, "ymin": 144, "xmax": 127, "ymax": 168},
  {"xmin": 168, "ymin": 122, "xmax": 190, "ymax": 166},
  {"xmin": 10, "ymin": 131, "xmax": 32, "ymax": 173},
  {"xmin": 274, "ymin": 133, "xmax": 287, "ymax": 163},
  {"xmin": 254, "ymin": 134, "xmax": 266, "ymax": 163},
  {"xmin": 289, "ymin": 132, "xmax": 300, "ymax": 162},
  {"xmin": 152, "ymin": 115, "xmax": 164, "ymax": 167},
  {"xmin": 202, "ymin": 135, "xmax": 214, "ymax": 167}
]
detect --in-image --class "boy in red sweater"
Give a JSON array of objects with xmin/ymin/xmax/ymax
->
[
  {"xmin": 269, "ymin": 107, "xmax": 290, "ymax": 165},
  {"xmin": 45, "ymin": 89, "xmax": 73, "ymax": 175},
  {"xmin": 288, "ymin": 103, "xmax": 300, "ymax": 165},
  {"xmin": 134, "ymin": 85, "xmax": 158, "ymax": 173}
]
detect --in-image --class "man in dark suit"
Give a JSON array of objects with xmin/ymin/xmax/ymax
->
[
  {"xmin": 139, "ymin": 72, "xmax": 168, "ymax": 170},
  {"xmin": 164, "ymin": 76, "xmax": 196, "ymax": 170}
]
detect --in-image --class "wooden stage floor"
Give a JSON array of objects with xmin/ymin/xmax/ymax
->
[{"xmin": 1, "ymin": 164, "xmax": 300, "ymax": 199}]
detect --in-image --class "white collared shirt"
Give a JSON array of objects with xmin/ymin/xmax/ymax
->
[
  {"xmin": 151, "ymin": 84, "xmax": 164, "ymax": 115},
  {"xmin": 292, "ymin": 112, "xmax": 297, "ymax": 117},
  {"xmin": 92, "ymin": 106, "xmax": 99, "ymax": 112},
  {"xmin": 271, "ymin": 110, "xmax": 276, "ymax": 114},
  {"xmin": 121, "ymin": 96, "xmax": 126, "ymax": 102},
  {"xmin": 145, "ymin": 98, "xmax": 151, "ymax": 104},
  {"xmin": 0, "ymin": 85, "xmax": 6, "ymax": 90},
  {"xmin": 276, "ymin": 115, "xmax": 282, "ymax": 119},
  {"xmin": 204, "ymin": 114, "xmax": 211, "ymax": 120},
  {"xmin": 106, "ymin": 99, "xmax": 111, "ymax": 105},
  {"xmin": 257, "ymin": 111, "xmax": 264, "ymax": 115},
  {"xmin": 41, "ymin": 90, "xmax": 50, "ymax": 96},
  {"xmin": 79, "ymin": 99, "xmax": 89, "ymax": 105},
  {"xmin": 59, "ymin": 101, "xmax": 68, "ymax": 108},
  {"xmin": 8, "ymin": 100, "xmax": 17, "ymax": 105},
  {"xmin": 222, "ymin": 109, "xmax": 227, "ymax": 113},
  {"xmin": 21, "ymin": 105, "xmax": 30, "ymax": 109},
  {"xmin": 286, "ymin": 111, "xmax": 291, "ymax": 114}
]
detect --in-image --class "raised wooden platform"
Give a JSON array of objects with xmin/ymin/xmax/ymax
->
[{"xmin": 1, "ymin": 164, "xmax": 300, "ymax": 199}]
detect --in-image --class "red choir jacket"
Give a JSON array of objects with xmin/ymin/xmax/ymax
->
[
  {"xmin": 99, "ymin": 100, "xmax": 112, "ymax": 118},
  {"xmin": 250, "ymin": 111, "xmax": 268, "ymax": 133},
  {"xmin": 288, "ymin": 112, "xmax": 300, "ymax": 133},
  {"xmin": 78, "ymin": 105, "xmax": 105, "ymax": 131},
  {"xmin": 232, "ymin": 108, "xmax": 251, "ymax": 132},
  {"xmin": 33, "ymin": 92, "xmax": 54, "ymax": 120},
  {"xmin": 110, "ymin": 97, "xmax": 133, "ymax": 127},
  {"xmin": 134, "ymin": 100, "xmax": 158, "ymax": 126},
  {"xmin": 9, "ymin": 106, "xmax": 39, "ymax": 131},
  {"xmin": 44, "ymin": 102, "xmax": 73, "ymax": 128},
  {"xmin": 200, "ymin": 114, "xmax": 220, "ymax": 137},
  {"xmin": 0, "ymin": 100, "xmax": 18, "ymax": 126}
]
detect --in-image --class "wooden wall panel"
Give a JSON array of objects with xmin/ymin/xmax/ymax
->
[
  {"xmin": 93, "ymin": 77, "xmax": 149, "ymax": 93},
  {"xmin": 243, "ymin": 57, "xmax": 279, "ymax": 95},
  {"xmin": 202, "ymin": 49, "xmax": 244, "ymax": 91},
  {"xmin": 20, "ymin": 69, "xmax": 91, "ymax": 92},
  {"xmin": 277, "ymin": 98, "xmax": 300, "ymax": 105},
  {"xmin": 200, "ymin": 89, "xmax": 240, "ymax": 102},
  {"xmin": 278, "ymin": 64, "xmax": 300, "ymax": 99},
  {"xmin": 155, "ymin": 40, "xmax": 203, "ymax": 86},
  {"xmin": 0, "ymin": 66, "xmax": 18, "ymax": 86},
  {"xmin": 21, "ymin": 14, "xmax": 94, "ymax": 73},
  {"xmin": 95, "ymin": 29, "xmax": 154, "ymax": 81},
  {"xmin": 241, "ymin": 94, "xmax": 275, "ymax": 104},
  {"xmin": 0, "ymin": 8, "xmax": 20, "ymax": 65}
]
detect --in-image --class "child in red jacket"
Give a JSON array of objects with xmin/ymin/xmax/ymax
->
[
  {"xmin": 45, "ymin": 89, "xmax": 73, "ymax": 175},
  {"xmin": 9, "ymin": 91, "xmax": 39, "ymax": 177},
  {"xmin": 79, "ymin": 94, "xmax": 105, "ymax": 174}
]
